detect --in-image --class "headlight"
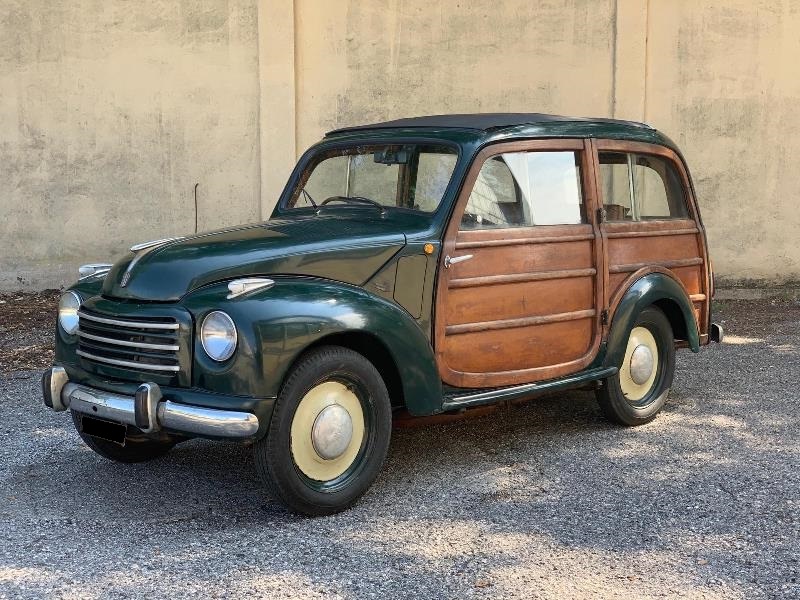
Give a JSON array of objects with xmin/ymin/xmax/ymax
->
[
  {"xmin": 58, "ymin": 291, "xmax": 81, "ymax": 335},
  {"xmin": 200, "ymin": 311, "xmax": 237, "ymax": 361}
]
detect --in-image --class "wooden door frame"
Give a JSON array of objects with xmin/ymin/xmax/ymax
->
[
  {"xmin": 589, "ymin": 138, "xmax": 711, "ymax": 335},
  {"xmin": 434, "ymin": 138, "xmax": 606, "ymax": 387}
]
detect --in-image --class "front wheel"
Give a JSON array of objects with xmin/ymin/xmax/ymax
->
[
  {"xmin": 254, "ymin": 346, "xmax": 392, "ymax": 516},
  {"xmin": 596, "ymin": 306, "xmax": 675, "ymax": 426}
]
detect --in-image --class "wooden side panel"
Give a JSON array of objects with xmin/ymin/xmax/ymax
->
[
  {"xmin": 442, "ymin": 233, "xmax": 597, "ymax": 380},
  {"xmin": 605, "ymin": 224, "xmax": 705, "ymax": 299},
  {"xmin": 447, "ymin": 276, "xmax": 594, "ymax": 325},
  {"xmin": 451, "ymin": 237, "xmax": 594, "ymax": 279},
  {"xmin": 442, "ymin": 318, "xmax": 593, "ymax": 378}
]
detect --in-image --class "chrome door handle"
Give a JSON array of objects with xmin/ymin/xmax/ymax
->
[{"xmin": 444, "ymin": 254, "xmax": 473, "ymax": 268}]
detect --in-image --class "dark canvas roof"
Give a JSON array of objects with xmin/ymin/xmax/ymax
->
[{"xmin": 327, "ymin": 113, "xmax": 652, "ymax": 135}]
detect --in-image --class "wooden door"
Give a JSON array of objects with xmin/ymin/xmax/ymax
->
[
  {"xmin": 590, "ymin": 140, "xmax": 710, "ymax": 338},
  {"xmin": 435, "ymin": 139, "xmax": 604, "ymax": 389}
]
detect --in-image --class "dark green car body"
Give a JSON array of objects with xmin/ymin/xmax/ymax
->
[{"xmin": 52, "ymin": 114, "xmax": 714, "ymax": 440}]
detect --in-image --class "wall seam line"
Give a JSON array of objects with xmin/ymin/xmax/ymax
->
[
  {"xmin": 292, "ymin": 0, "xmax": 299, "ymax": 159},
  {"xmin": 643, "ymin": 0, "xmax": 650, "ymax": 122},
  {"xmin": 611, "ymin": 0, "xmax": 619, "ymax": 117}
]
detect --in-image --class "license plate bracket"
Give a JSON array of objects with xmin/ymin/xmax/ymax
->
[{"xmin": 80, "ymin": 415, "xmax": 126, "ymax": 445}]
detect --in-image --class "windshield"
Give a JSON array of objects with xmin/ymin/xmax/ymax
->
[{"xmin": 286, "ymin": 144, "xmax": 458, "ymax": 213}]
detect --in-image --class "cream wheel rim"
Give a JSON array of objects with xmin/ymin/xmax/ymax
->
[
  {"xmin": 290, "ymin": 381, "xmax": 365, "ymax": 482},
  {"xmin": 619, "ymin": 326, "xmax": 659, "ymax": 402}
]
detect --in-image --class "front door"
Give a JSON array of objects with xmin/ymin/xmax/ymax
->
[{"xmin": 435, "ymin": 139, "xmax": 604, "ymax": 388}]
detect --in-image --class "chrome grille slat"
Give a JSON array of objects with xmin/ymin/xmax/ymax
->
[
  {"xmin": 79, "ymin": 321, "xmax": 178, "ymax": 342},
  {"xmin": 76, "ymin": 350, "xmax": 181, "ymax": 373},
  {"xmin": 77, "ymin": 330, "xmax": 179, "ymax": 351},
  {"xmin": 77, "ymin": 310, "xmax": 179, "ymax": 330},
  {"xmin": 77, "ymin": 309, "xmax": 183, "ymax": 376},
  {"xmin": 78, "ymin": 339, "xmax": 177, "ymax": 360}
]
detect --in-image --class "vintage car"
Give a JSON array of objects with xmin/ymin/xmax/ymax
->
[{"xmin": 42, "ymin": 113, "xmax": 722, "ymax": 515}]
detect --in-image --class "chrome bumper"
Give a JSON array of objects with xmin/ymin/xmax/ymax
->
[{"xmin": 43, "ymin": 367, "xmax": 259, "ymax": 439}]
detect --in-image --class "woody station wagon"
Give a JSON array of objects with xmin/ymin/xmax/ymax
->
[{"xmin": 43, "ymin": 113, "xmax": 723, "ymax": 515}]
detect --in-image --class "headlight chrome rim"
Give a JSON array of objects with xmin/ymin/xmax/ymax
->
[
  {"xmin": 200, "ymin": 310, "xmax": 237, "ymax": 362},
  {"xmin": 58, "ymin": 291, "xmax": 81, "ymax": 335}
]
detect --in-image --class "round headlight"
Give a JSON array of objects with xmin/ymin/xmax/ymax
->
[
  {"xmin": 58, "ymin": 291, "xmax": 81, "ymax": 335},
  {"xmin": 200, "ymin": 311, "xmax": 237, "ymax": 362}
]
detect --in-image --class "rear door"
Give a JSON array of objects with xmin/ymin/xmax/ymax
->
[
  {"xmin": 591, "ymin": 140, "xmax": 710, "ymax": 337},
  {"xmin": 435, "ymin": 139, "xmax": 604, "ymax": 388}
]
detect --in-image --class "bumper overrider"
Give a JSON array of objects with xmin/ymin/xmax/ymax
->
[{"xmin": 42, "ymin": 366, "xmax": 261, "ymax": 439}]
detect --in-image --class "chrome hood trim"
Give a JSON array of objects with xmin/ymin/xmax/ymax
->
[{"xmin": 121, "ymin": 237, "xmax": 185, "ymax": 287}]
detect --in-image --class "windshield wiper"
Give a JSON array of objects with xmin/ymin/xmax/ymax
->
[
  {"xmin": 301, "ymin": 188, "xmax": 318, "ymax": 208},
  {"xmin": 320, "ymin": 196, "xmax": 386, "ymax": 211}
]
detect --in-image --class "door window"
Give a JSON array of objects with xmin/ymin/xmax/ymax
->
[
  {"xmin": 599, "ymin": 152, "xmax": 689, "ymax": 221},
  {"xmin": 461, "ymin": 151, "xmax": 585, "ymax": 229}
]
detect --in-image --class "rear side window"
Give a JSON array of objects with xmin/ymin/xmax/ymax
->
[
  {"xmin": 461, "ymin": 151, "xmax": 585, "ymax": 229},
  {"xmin": 598, "ymin": 152, "xmax": 689, "ymax": 221}
]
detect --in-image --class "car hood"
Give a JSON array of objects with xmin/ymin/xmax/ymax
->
[{"xmin": 101, "ymin": 214, "xmax": 407, "ymax": 302}]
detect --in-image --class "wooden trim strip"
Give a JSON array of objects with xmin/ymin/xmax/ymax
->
[
  {"xmin": 450, "ymin": 268, "xmax": 596, "ymax": 289},
  {"xmin": 456, "ymin": 233, "xmax": 594, "ymax": 249},
  {"xmin": 690, "ymin": 293, "xmax": 707, "ymax": 302},
  {"xmin": 606, "ymin": 227, "xmax": 700, "ymax": 239},
  {"xmin": 609, "ymin": 257, "xmax": 703, "ymax": 274},
  {"xmin": 445, "ymin": 309, "xmax": 596, "ymax": 335}
]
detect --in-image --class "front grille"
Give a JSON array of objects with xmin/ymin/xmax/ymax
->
[{"xmin": 77, "ymin": 309, "xmax": 182, "ymax": 374}]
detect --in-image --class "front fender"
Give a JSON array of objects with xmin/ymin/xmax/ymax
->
[
  {"xmin": 604, "ymin": 272, "xmax": 699, "ymax": 369},
  {"xmin": 183, "ymin": 278, "xmax": 442, "ymax": 415}
]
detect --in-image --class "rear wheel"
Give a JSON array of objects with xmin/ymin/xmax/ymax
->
[
  {"xmin": 596, "ymin": 306, "xmax": 675, "ymax": 426},
  {"xmin": 71, "ymin": 411, "xmax": 176, "ymax": 463},
  {"xmin": 254, "ymin": 346, "xmax": 392, "ymax": 516}
]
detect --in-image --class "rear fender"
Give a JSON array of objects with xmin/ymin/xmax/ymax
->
[{"xmin": 604, "ymin": 271, "xmax": 699, "ymax": 369}]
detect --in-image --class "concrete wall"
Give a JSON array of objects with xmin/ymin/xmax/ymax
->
[
  {"xmin": 1, "ymin": 0, "xmax": 798, "ymax": 288},
  {"xmin": 645, "ymin": 1, "xmax": 800, "ymax": 284},
  {"xmin": 0, "ymin": 0, "xmax": 261, "ymax": 289},
  {"xmin": 270, "ymin": 0, "xmax": 799, "ymax": 285}
]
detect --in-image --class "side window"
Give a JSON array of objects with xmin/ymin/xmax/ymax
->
[
  {"xmin": 461, "ymin": 151, "xmax": 585, "ymax": 229},
  {"xmin": 599, "ymin": 152, "xmax": 689, "ymax": 221},
  {"xmin": 598, "ymin": 152, "xmax": 632, "ymax": 221}
]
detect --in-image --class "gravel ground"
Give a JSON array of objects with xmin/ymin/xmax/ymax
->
[{"xmin": 0, "ymin": 299, "xmax": 798, "ymax": 599}]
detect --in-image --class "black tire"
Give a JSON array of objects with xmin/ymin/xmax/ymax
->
[
  {"xmin": 596, "ymin": 306, "xmax": 675, "ymax": 426},
  {"xmin": 71, "ymin": 411, "xmax": 175, "ymax": 463},
  {"xmin": 254, "ymin": 346, "xmax": 392, "ymax": 516}
]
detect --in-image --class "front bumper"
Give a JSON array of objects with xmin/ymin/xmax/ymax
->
[{"xmin": 43, "ymin": 366, "xmax": 261, "ymax": 439}]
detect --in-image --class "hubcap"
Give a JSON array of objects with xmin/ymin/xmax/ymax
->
[
  {"xmin": 311, "ymin": 404, "xmax": 353, "ymax": 460},
  {"xmin": 629, "ymin": 344, "xmax": 655, "ymax": 385},
  {"xmin": 290, "ymin": 381, "xmax": 365, "ymax": 482},
  {"xmin": 619, "ymin": 326, "xmax": 659, "ymax": 402}
]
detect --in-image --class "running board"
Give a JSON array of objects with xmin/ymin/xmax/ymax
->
[{"xmin": 441, "ymin": 366, "xmax": 618, "ymax": 412}]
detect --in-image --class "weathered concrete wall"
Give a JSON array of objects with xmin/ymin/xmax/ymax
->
[
  {"xmin": 292, "ymin": 0, "xmax": 617, "ymax": 152},
  {"xmin": 2, "ymin": 0, "xmax": 798, "ymax": 288},
  {"xmin": 0, "ymin": 0, "xmax": 261, "ymax": 289},
  {"xmin": 644, "ymin": 1, "xmax": 800, "ymax": 284},
  {"xmin": 277, "ymin": 0, "xmax": 799, "ymax": 284}
]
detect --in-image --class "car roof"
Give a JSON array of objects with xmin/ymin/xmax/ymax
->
[
  {"xmin": 322, "ymin": 112, "xmax": 678, "ymax": 152},
  {"xmin": 327, "ymin": 112, "xmax": 653, "ymax": 134}
]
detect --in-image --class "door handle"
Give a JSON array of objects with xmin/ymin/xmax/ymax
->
[{"xmin": 444, "ymin": 254, "xmax": 473, "ymax": 268}]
